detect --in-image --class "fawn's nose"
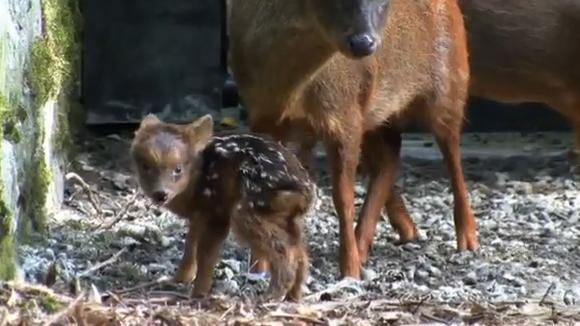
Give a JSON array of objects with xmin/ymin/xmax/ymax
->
[
  {"xmin": 152, "ymin": 190, "xmax": 169, "ymax": 203},
  {"xmin": 347, "ymin": 33, "xmax": 378, "ymax": 57}
]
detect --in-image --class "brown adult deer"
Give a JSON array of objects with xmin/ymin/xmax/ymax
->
[
  {"xmin": 458, "ymin": 0, "xmax": 580, "ymax": 153},
  {"xmin": 228, "ymin": 0, "xmax": 478, "ymax": 279},
  {"xmin": 335, "ymin": 0, "xmax": 580, "ymax": 267}
]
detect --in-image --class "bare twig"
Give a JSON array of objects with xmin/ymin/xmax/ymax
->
[
  {"xmin": 94, "ymin": 193, "xmax": 138, "ymax": 230},
  {"xmin": 540, "ymin": 283, "xmax": 556, "ymax": 306},
  {"xmin": 65, "ymin": 172, "xmax": 102, "ymax": 215},
  {"xmin": 411, "ymin": 295, "xmax": 431, "ymax": 314},
  {"xmin": 148, "ymin": 290, "xmax": 191, "ymax": 300},
  {"xmin": 7, "ymin": 282, "xmax": 73, "ymax": 304},
  {"xmin": 77, "ymin": 247, "xmax": 128, "ymax": 279},
  {"xmin": 114, "ymin": 276, "xmax": 172, "ymax": 296},
  {"xmin": 42, "ymin": 291, "xmax": 86, "ymax": 326},
  {"xmin": 267, "ymin": 312, "xmax": 326, "ymax": 325},
  {"xmin": 219, "ymin": 304, "xmax": 237, "ymax": 321},
  {"xmin": 421, "ymin": 311, "xmax": 450, "ymax": 325}
]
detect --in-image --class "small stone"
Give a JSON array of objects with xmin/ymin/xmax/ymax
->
[
  {"xmin": 222, "ymin": 259, "xmax": 241, "ymax": 274},
  {"xmin": 428, "ymin": 265, "xmax": 442, "ymax": 277},
  {"xmin": 414, "ymin": 269, "xmax": 429, "ymax": 282},
  {"xmin": 361, "ymin": 268, "xmax": 378, "ymax": 281},
  {"xmin": 464, "ymin": 272, "xmax": 477, "ymax": 286},
  {"xmin": 159, "ymin": 236, "xmax": 171, "ymax": 248},
  {"xmin": 512, "ymin": 181, "xmax": 533, "ymax": 195},
  {"xmin": 222, "ymin": 267, "xmax": 235, "ymax": 280},
  {"xmin": 45, "ymin": 249, "xmax": 55, "ymax": 260},
  {"xmin": 564, "ymin": 291, "xmax": 576, "ymax": 306},
  {"xmin": 147, "ymin": 263, "xmax": 166, "ymax": 273}
]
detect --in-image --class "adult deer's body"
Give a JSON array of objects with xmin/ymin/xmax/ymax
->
[
  {"xmin": 459, "ymin": 0, "xmax": 580, "ymax": 151},
  {"xmin": 229, "ymin": 0, "xmax": 478, "ymax": 278},
  {"xmin": 346, "ymin": 1, "xmax": 580, "ymax": 266}
]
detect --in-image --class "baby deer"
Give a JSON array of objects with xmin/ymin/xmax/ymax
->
[{"xmin": 130, "ymin": 114, "xmax": 314, "ymax": 301}]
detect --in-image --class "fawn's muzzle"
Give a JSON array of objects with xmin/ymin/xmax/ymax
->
[{"xmin": 151, "ymin": 190, "xmax": 169, "ymax": 204}]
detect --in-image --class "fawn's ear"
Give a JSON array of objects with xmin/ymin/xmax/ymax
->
[
  {"xmin": 186, "ymin": 114, "xmax": 214, "ymax": 150},
  {"xmin": 138, "ymin": 114, "xmax": 161, "ymax": 130}
]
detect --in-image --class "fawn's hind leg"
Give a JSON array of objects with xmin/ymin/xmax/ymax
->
[
  {"xmin": 234, "ymin": 191, "xmax": 310, "ymax": 302},
  {"xmin": 285, "ymin": 241, "xmax": 309, "ymax": 302}
]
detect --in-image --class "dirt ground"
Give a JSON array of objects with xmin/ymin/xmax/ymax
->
[{"xmin": 2, "ymin": 124, "xmax": 580, "ymax": 325}]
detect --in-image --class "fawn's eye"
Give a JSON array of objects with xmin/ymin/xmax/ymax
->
[{"xmin": 173, "ymin": 166, "xmax": 183, "ymax": 176}]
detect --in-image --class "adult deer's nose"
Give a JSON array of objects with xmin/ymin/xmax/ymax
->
[{"xmin": 347, "ymin": 33, "xmax": 378, "ymax": 57}]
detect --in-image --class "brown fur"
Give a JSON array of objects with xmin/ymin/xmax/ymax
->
[
  {"xmin": 325, "ymin": 0, "xmax": 580, "ymax": 270},
  {"xmin": 458, "ymin": 0, "xmax": 580, "ymax": 154},
  {"xmin": 229, "ymin": 0, "xmax": 478, "ymax": 279},
  {"xmin": 130, "ymin": 114, "xmax": 314, "ymax": 302}
]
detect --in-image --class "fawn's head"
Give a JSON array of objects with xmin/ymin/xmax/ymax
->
[
  {"xmin": 306, "ymin": 0, "xmax": 390, "ymax": 58},
  {"xmin": 130, "ymin": 114, "xmax": 214, "ymax": 206}
]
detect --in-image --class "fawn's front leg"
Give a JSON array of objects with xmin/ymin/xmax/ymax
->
[
  {"xmin": 174, "ymin": 221, "xmax": 199, "ymax": 283},
  {"xmin": 191, "ymin": 219, "xmax": 229, "ymax": 297}
]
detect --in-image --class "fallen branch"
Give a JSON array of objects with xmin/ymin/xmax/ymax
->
[
  {"xmin": 219, "ymin": 304, "xmax": 236, "ymax": 321},
  {"xmin": 7, "ymin": 282, "xmax": 73, "ymax": 304},
  {"xmin": 148, "ymin": 290, "xmax": 191, "ymax": 301},
  {"xmin": 77, "ymin": 247, "xmax": 128, "ymax": 279},
  {"xmin": 539, "ymin": 283, "xmax": 556, "ymax": 306},
  {"xmin": 267, "ymin": 312, "xmax": 326, "ymax": 325},
  {"xmin": 114, "ymin": 276, "xmax": 172, "ymax": 296},
  {"xmin": 65, "ymin": 172, "xmax": 102, "ymax": 216},
  {"xmin": 94, "ymin": 193, "xmax": 139, "ymax": 230}
]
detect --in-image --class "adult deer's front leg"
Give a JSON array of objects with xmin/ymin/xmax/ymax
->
[
  {"xmin": 326, "ymin": 135, "xmax": 362, "ymax": 279},
  {"xmin": 433, "ymin": 127, "xmax": 479, "ymax": 251}
]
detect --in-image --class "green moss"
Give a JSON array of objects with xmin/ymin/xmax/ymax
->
[
  {"xmin": 0, "ymin": 94, "xmax": 21, "ymax": 144},
  {"xmin": 24, "ymin": 0, "xmax": 82, "ymax": 232},
  {"xmin": 22, "ymin": 153, "xmax": 51, "ymax": 234},
  {"xmin": 0, "ymin": 237, "xmax": 16, "ymax": 280},
  {"xmin": 0, "ymin": 185, "xmax": 15, "ymax": 280},
  {"xmin": 0, "ymin": 95, "xmax": 18, "ymax": 279},
  {"xmin": 38, "ymin": 294, "xmax": 66, "ymax": 313},
  {"xmin": 27, "ymin": 0, "xmax": 81, "ymax": 149}
]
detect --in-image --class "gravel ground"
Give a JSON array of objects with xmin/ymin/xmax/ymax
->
[{"xmin": 7, "ymin": 128, "xmax": 580, "ymax": 325}]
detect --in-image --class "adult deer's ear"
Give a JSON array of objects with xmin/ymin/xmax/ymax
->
[{"xmin": 186, "ymin": 114, "xmax": 214, "ymax": 151}]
